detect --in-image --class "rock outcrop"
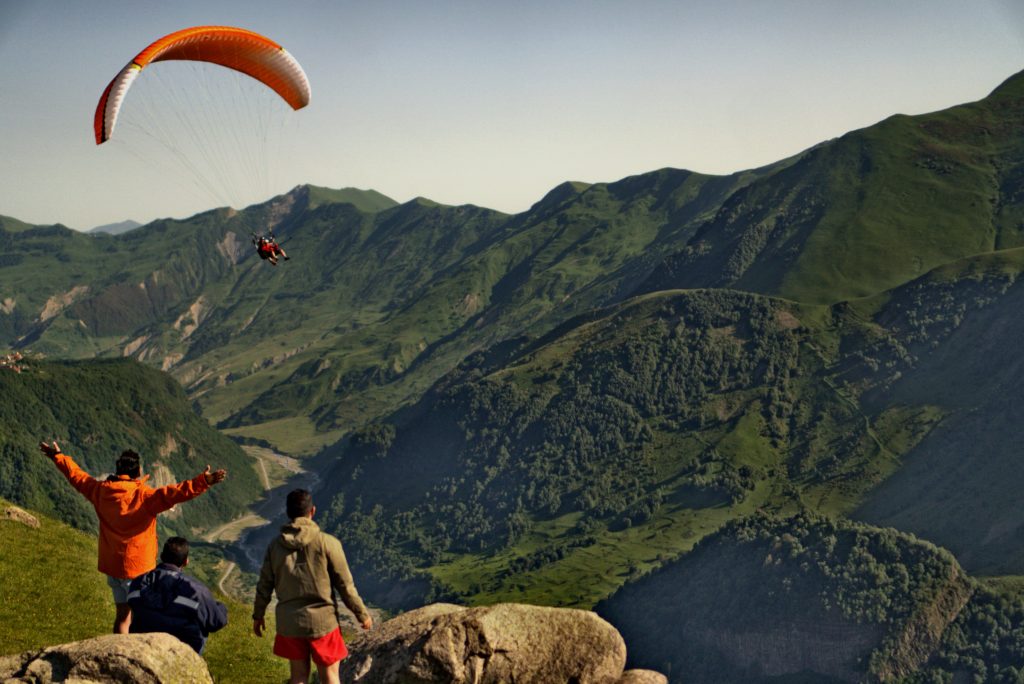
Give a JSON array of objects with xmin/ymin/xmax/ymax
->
[
  {"xmin": 340, "ymin": 603, "xmax": 663, "ymax": 683},
  {"xmin": 616, "ymin": 671, "xmax": 669, "ymax": 684},
  {"xmin": 0, "ymin": 604, "xmax": 663, "ymax": 683},
  {"xmin": 0, "ymin": 633, "xmax": 212, "ymax": 683},
  {"xmin": 2, "ymin": 504, "xmax": 39, "ymax": 528}
]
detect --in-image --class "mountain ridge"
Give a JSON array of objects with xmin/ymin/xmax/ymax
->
[
  {"xmin": 2, "ymin": 66, "xmax": 1022, "ymax": 457},
  {"xmin": 89, "ymin": 219, "xmax": 142, "ymax": 235}
]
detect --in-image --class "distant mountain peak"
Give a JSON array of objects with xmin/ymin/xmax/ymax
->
[
  {"xmin": 89, "ymin": 219, "xmax": 142, "ymax": 235},
  {"xmin": 988, "ymin": 68, "xmax": 1024, "ymax": 99},
  {"xmin": 529, "ymin": 181, "xmax": 592, "ymax": 213},
  {"xmin": 286, "ymin": 184, "xmax": 399, "ymax": 213}
]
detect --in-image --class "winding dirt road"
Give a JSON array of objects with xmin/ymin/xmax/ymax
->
[{"xmin": 204, "ymin": 445, "xmax": 323, "ymax": 598}]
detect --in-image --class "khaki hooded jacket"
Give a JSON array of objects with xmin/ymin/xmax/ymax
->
[{"xmin": 253, "ymin": 516, "xmax": 370, "ymax": 638}]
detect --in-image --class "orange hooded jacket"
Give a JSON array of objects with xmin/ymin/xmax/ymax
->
[{"xmin": 51, "ymin": 451, "xmax": 211, "ymax": 580}]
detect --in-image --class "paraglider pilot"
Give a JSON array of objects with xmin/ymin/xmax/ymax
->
[{"xmin": 253, "ymin": 232, "xmax": 289, "ymax": 266}]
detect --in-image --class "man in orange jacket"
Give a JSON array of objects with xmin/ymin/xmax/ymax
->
[{"xmin": 39, "ymin": 440, "xmax": 227, "ymax": 634}]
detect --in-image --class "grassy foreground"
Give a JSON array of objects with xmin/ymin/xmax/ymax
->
[{"xmin": 0, "ymin": 497, "xmax": 288, "ymax": 683}]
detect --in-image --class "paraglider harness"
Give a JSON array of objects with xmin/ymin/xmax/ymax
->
[{"xmin": 252, "ymin": 232, "xmax": 288, "ymax": 265}]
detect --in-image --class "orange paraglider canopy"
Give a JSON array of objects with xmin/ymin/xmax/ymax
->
[{"xmin": 94, "ymin": 26, "xmax": 310, "ymax": 144}]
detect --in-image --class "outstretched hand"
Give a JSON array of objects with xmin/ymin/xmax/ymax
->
[
  {"xmin": 203, "ymin": 465, "xmax": 227, "ymax": 486},
  {"xmin": 361, "ymin": 617, "xmax": 373, "ymax": 631},
  {"xmin": 39, "ymin": 441, "xmax": 61, "ymax": 459}
]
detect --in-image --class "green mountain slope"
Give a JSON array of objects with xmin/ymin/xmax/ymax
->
[
  {"xmin": 0, "ymin": 214, "xmax": 40, "ymax": 233},
  {"xmin": 315, "ymin": 241, "xmax": 1024, "ymax": 610},
  {"xmin": 3, "ymin": 70, "xmax": 1021, "ymax": 456},
  {"xmin": 314, "ymin": 288, "xmax": 883, "ymax": 608},
  {"xmin": 640, "ymin": 70, "xmax": 1024, "ymax": 303},
  {"xmin": 0, "ymin": 497, "xmax": 289, "ymax": 683},
  {"xmin": 852, "ymin": 248, "xmax": 1024, "ymax": 574},
  {"xmin": 303, "ymin": 185, "xmax": 398, "ymax": 213},
  {"xmin": 596, "ymin": 512, "xmax": 1024, "ymax": 684},
  {"xmin": 0, "ymin": 356, "xmax": 262, "ymax": 538}
]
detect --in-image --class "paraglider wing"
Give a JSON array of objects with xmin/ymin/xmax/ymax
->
[{"xmin": 94, "ymin": 26, "xmax": 310, "ymax": 144}]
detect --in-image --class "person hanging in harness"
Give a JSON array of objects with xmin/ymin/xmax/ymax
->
[{"xmin": 253, "ymin": 232, "xmax": 289, "ymax": 266}]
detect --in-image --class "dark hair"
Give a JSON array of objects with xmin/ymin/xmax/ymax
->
[
  {"xmin": 161, "ymin": 537, "xmax": 189, "ymax": 566},
  {"xmin": 286, "ymin": 489, "xmax": 313, "ymax": 519},
  {"xmin": 115, "ymin": 450, "xmax": 141, "ymax": 478}
]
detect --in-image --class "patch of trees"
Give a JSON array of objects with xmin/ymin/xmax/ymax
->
[
  {"xmin": 716, "ymin": 512, "xmax": 958, "ymax": 627},
  {"xmin": 844, "ymin": 270, "xmax": 1021, "ymax": 390},
  {"xmin": 502, "ymin": 537, "xmax": 597, "ymax": 577},
  {"xmin": 910, "ymin": 586, "xmax": 1024, "ymax": 683},
  {"xmin": 598, "ymin": 512, "xmax": 964, "ymax": 683}
]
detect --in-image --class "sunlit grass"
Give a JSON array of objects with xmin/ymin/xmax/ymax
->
[{"xmin": 0, "ymin": 498, "xmax": 288, "ymax": 683}]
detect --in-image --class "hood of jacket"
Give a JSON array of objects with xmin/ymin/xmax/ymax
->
[
  {"xmin": 131, "ymin": 563, "xmax": 186, "ymax": 611},
  {"xmin": 279, "ymin": 516, "xmax": 320, "ymax": 550}
]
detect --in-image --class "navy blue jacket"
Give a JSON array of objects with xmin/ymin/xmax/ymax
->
[{"xmin": 128, "ymin": 562, "xmax": 228, "ymax": 653}]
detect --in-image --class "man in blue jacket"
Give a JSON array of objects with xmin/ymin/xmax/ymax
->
[{"xmin": 128, "ymin": 537, "xmax": 228, "ymax": 654}]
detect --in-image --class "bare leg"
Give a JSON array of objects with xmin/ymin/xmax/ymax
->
[
  {"xmin": 288, "ymin": 658, "xmax": 311, "ymax": 684},
  {"xmin": 315, "ymin": 660, "xmax": 341, "ymax": 684},
  {"xmin": 113, "ymin": 603, "xmax": 132, "ymax": 634}
]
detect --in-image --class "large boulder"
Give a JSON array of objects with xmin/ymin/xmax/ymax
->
[
  {"xmin": 340, "ymin": 602, "xmax": 640, "ymax": 683},
  {"xmin": 0, "ymin": 632, "xmax": 212, "ymax": 683},
  {"xmin": 617, "ymin": 671, "xmax": 668, "ymax": 684}
]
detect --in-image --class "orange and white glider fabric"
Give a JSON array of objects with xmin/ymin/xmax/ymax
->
[{"xmin": 94, "ymin": 26, "xmax": 310, "ymax": 144}]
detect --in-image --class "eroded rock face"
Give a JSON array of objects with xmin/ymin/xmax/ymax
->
[
  {"xmin": 340, "ymin": 603, "xmax": 633, "ymax": 683},
  {"xmin": 0, "ymin": 633, "xmax": 212, "ymax": 683},
  {"xmin": 2, "ymin": 505, "xmax": 39, "ymax": 528}
]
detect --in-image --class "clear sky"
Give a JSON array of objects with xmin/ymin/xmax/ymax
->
[{"xmin": 1, "ymin": 0, "xmax": 1021, "ymax": 230}]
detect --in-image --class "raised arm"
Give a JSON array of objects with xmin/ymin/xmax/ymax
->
[
  {"xmin": 144, "ymin": 465, "xmax": 226, "ymax": 515},
  {"xmin": 325, "ymin": 536, "xmax": 372, "ymax": 629},
  {"xmin": 40, "ymin": 441, "xmax": 100, "ymax": 500}
]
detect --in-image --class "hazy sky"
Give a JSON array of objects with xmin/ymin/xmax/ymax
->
[{"xmin": 1, "ymin": 0, "xmax": 1021, "ymax": 229}]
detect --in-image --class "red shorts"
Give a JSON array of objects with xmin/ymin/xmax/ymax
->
[{"xmin": 273, "ymin": 627, "xmax": 348, "ymax": 666}]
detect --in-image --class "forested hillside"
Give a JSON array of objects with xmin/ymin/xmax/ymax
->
[
  {"xmin": 597, "ymin": 513, "xmax": 1024, "ymax": 683},
  {"xmin": 319, "ymin": 289, "xmax": 850, "ymax": 607},
  {"xmin": 0, "ymin": 357, "xmax": 261, "ymax": 537},
  {"xmin": 319, "ymin": 244, "xmax": 1024, "ymax": 611},
  {"xmin": 853, "ymin": 248, "xmax": 1024, "ymax": 575}
]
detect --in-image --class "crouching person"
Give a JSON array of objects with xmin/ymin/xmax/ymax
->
[{"xmin": 128, "ymin": 537, "xmax": 228, "ymax": 654}]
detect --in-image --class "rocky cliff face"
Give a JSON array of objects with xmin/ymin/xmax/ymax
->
[{"xmin": 0, "ymin": 604, "xmax": 666, "ymax": 684}]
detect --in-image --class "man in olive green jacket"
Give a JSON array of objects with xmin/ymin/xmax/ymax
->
[{"xmin": 253, "ymin": 489, "xmax": 372, "ymax": 684}]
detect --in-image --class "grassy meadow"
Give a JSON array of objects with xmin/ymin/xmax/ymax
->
[{"xmin": 0, "ymin": 497, "xmax": 289, "ymax": 683}]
